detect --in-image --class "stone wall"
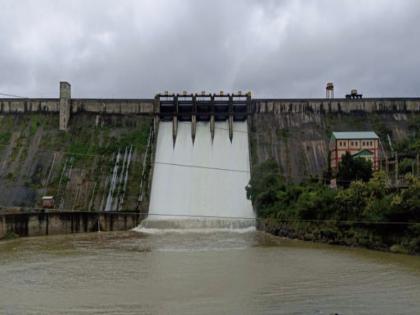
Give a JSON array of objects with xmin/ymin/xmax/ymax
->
[{"xmin": 0, "ymin": 211, "xmax": 145, "ymax": 238}]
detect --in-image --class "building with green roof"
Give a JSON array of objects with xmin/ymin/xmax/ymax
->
[{"xmin": 330, "ymin": 131, "xmax": 380, "ymax": 171}]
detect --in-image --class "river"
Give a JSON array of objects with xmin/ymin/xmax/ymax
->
[{"xmin": 0, "ymin": 230, "xmax": 419, "ymax": 314}]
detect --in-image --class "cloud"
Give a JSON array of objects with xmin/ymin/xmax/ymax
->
[{"xmin": 0, "ymin": 0, "xmax": 419, "ymax": 98}]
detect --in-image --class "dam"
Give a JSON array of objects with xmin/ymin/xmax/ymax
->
[{"xmin": 1, "ymin": 82, "xmax": 420, "ymax": 236}]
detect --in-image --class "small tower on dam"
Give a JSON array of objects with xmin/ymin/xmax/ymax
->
[
  {"xmin": 59, "ymin": 81, "xmax": 71, "ymax": 131},
  {"xmin": 326, "ymin": 82, "xmax": 334, "ymax": 99}
]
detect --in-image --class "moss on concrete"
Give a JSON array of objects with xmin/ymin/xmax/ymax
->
[
  {"xmin": 251, "ymin": 112, "xmax": 420, "ymax": 181},
  {"xmin": 0, "ymin": 114, "xmax": 153, "ymax": 211}
]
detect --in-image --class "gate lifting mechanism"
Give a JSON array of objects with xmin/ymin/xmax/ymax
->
[{"xmin": 156, "ymin": 91, "xmax": 251, "ymax": 145}]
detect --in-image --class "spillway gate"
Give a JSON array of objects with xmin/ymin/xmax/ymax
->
[{"xmin": 155, "ymin": 92, "xmax": 252, "ymax": 144}]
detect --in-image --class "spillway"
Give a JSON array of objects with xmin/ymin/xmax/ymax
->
[{"xmin": 138, "ymin": 121, "xmax": 255, "ymax": 231}]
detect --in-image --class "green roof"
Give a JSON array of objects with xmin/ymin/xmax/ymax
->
[
  {"xmin": 332, "ymin": 131, "xmax": 379, "ymax": 140},
  {"xmin": 352, "ymin": 149, "xmax": 374, "ymax": 158}
]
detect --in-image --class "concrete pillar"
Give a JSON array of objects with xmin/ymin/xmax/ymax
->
[
  {"xmin": 0, "ymin": 215, "xmax": 5, "ymax": 239},
  {"xmin": 191, "ymin": 114, "xmax": 196, "ymax": 144},
  {"xmin": 228, "ymin": 115, "xmax": 233, "ymax": 142},
  {"xmin": 210, "ymin": 115, "xmax": 215, "ymax": 143},
  {"xmin": 59, "ymin": 81, "xmax": 71, "ymax": 131},
  {"xmin": 172, "ymin": 116, "xmax": 178, "ymax": 147}
]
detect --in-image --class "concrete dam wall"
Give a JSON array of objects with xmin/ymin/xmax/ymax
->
[
  {"xmin": 250, "ymin": 111, "xmax": 420, "ymax": 181},
  {"xmin": 0, "ymin": 114, "xmax": 154, "ymax": 212},
  {"xmin": 253, "ymin": 98, "xmax": 420, "ymax": 113},
  {"xmin": 0, "ymin": 211, "xmax": 144, "ymax": 238},
  {"xmin": 2, "ymin": 95, "xmax": 420, "ymax": 204},
  {"xmin": 0, "ymin": 98, "xmax": 154, "ymax": 115},
  {"xmin": 2, "ymin": 82, "xmax": 420, "ymax": 236}
]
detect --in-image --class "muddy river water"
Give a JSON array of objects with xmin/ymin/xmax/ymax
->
[{"xmin": 1, "ymin": 230, "xmax": 420, "ymax": 314}]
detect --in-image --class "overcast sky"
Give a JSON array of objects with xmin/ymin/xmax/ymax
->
[{"xmin": 0, "ymin": 0, "xmax": 419, "ymax": 98}]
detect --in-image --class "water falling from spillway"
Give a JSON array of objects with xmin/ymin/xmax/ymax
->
[{"xmin": 137, "ymin": 121, "xmax": 255, "ymax": 232}]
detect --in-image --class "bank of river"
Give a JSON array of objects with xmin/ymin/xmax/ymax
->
[
  {"xmin": 0, "ymin": 230, "xmax": 420, "ymax": 314},
  {"xmin": 257, "ymin": 219, "xmax": 420, "ymax": 255}
]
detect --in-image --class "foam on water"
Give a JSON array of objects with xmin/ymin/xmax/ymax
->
[
  {"xmin": 133, "ymin": 225, "xmax": 256, "ymax": 235},
  {"xmin": 137, "ymin": 121, "xmax": 255, "ymax": 232}
]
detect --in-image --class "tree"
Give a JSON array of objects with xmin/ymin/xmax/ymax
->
[
  {"xmin": 337, "ymin": 152, "xmax": 372, "ymax": 188},
  {"xmin": 246, "ymin": 160, "xmax": 284, "ymax": 217}
]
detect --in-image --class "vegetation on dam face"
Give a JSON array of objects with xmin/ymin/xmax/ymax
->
[
  {"xmin": 0, "ymin": 114, "xmax": 153, "ymax": 212},
  {"xmin": 249, "ymin": 159, "xmax": 420, "ymax": 254}
]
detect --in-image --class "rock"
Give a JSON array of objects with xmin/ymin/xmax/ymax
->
[{"xmin": 390, "ymin": 244, "xmax": 409, "ymax": 254}]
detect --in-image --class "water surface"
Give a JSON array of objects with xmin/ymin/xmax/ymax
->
[{"xmin": 1, "ymin": 230, "xmax": 420, "ymax": 314}]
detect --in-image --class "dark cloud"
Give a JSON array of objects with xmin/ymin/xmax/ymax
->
[{"xmin": 0, "ymin": 0, "xmax": 419, "ymax": 98}]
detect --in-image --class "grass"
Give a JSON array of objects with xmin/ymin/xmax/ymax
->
[
  {"xmin": 1, "ymin": 231, "xmax": 19, "ymax": 240},
  {"xmin": 0, "ymin": 131, "xmax": 11, "ymax": 145},
  {"xmin": 276, "ymin": 128, "xmax": 289, "ymax": 139}
]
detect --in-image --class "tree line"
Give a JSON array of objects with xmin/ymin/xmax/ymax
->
[{"xmin": 247, "ymin": 158, "xmax": 420, "ymax": 254}]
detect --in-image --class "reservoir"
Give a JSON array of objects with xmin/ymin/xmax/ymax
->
[{"xmin": 1, "ymin": 230, "xmax": 420, "ymax": 315}]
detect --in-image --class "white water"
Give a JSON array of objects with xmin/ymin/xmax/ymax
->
[
  {"xmin": 104, "ymin": 146, "xmax": 133, "ymax": 212},
  {"xmin": 138, "ymin": 121, "xmax": 255, "ymax": 231}
]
